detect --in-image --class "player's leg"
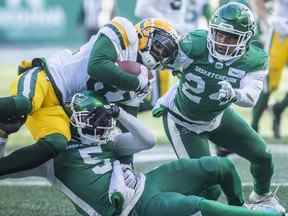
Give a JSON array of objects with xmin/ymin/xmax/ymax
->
[
  {"xmin": 162, "ymin": 111, "xmax": 221, "ymax": 200},
  {"xmin": 162, "ymin": 111, "xmax": 211, "ymax": 158},
  {"xmin": 0, "ymin": 67, "xmax": 70, "ymax": 175},
  {"xmin": 0, "ymin": 64, "xmax": 40, "ymax": 122},
  {"xmin": 210, "ymin": 108, "xmax": 273, "ymax": 195},
  {"xmin": 272, "ymin": 92, "xmax": 288, "ymax": 138},
  {"xmin": 209, "ymin": 108, "xmax": 286, "ymax": 213},
  {"xmin": 0, "ymin": 133, "xmax": 66, "ymax": 176},
  {"xmin": 0, "ymin": 161, "xmax": 51, "ymax": 180},
  {"xmin": 143, "ymin": 157, "xmax": 243, "ymax": 206},
  {"xmin": 144, "ymin": 194, "xmax": 282, "ymax": 216},
  {"xmin": 252, "ymin": 31, "xmax": 286, "ymax": 131},
  {"xmin": 141, "ymin": 158, "xmax": 281, "ymax": 216},
  {"xmin": 251, "ymin": 91, "xmax": 270, "ymax": 131}
]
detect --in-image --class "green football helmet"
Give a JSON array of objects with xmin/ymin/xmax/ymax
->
[
  {"xmin": 70, "ymin": 91, "xmax": 116, "ymax": 144},
  {"xmin": 207, "ymin": 2, "xmax": 256, "ymax": 61}
]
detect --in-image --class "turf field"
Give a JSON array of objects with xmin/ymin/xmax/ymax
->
[{"xmin": 0, "ymin": 64, "xmax": 288, "ymax": 215}]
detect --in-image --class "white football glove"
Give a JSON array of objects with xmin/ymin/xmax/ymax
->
[
  {"xmin": 218, "ymin": 81, "xmax": 237, "ymax": 103},
  {"xmin": 136, "ymin": 65, "xmax": 149, "ymax": 93},
  {"xmin": 121, "ymin": 164, "xmax": 137, "ymax": 189}
]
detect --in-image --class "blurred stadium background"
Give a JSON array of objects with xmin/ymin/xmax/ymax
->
[{"xmin": 0, "ymin": 0, "xmax": 287, "ymax": 215}]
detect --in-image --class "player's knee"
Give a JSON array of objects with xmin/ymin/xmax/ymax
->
[
  {"xmin": 40, "ymin": 133, "xmax": 68, "ymax": 155},
  {"xmin": 218, "ymin": 157, "xmax": 236, "ymax": 176}
]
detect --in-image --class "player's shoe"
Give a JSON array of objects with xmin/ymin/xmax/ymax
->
[
  {"xmin": 248, "ymin": 187, "xmax": 286, "ymax": 215},
  {"xmin": 272, "ymin": 104, "xmax": 281, "ymax": 139}
]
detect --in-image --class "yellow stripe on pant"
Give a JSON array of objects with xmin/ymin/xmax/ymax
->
[
  {"xmin": 10, "ymin": 68, "xmax": 71, "ymax": 141},
  {"xmin": 268, "ymin": 32, "xmax": 288, "ymax": 92}
]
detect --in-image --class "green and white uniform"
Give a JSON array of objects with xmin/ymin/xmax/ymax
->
[
  {"xmin": 157, "ymin": 30, "xmax": 273, "ymax": 195},
  {"xmin": 0, "ymin": 107, "xmax": 281, "ymax": 216},
  {"xmin": 47, "ymin": 16, "xmax": 142, "ymax": 108}
]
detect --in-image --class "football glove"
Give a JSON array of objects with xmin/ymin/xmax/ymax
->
[
  {"xmin": 86, "ymin": 104, "xmax": 120, "ymax": 127},
  {"xmin": 136, "ymin": 65, "xmax": 150, "ymax": 96},
  {"xmin": 218, "ymin": 81, "xmax": 237, "ymax": 103}
]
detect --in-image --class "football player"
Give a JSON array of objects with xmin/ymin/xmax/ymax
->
[
  {"xmin": 251, "ymin": 0, "xmax": 288, "ymax": 139},
  {"xmin": 216, "ymin": 0, "xmax": 266, "ymax": 157},
  {"xmin": 152, "ymin": 2, "xmax": 286, "ymax": 214},
  {"xmin": 1, "ymin": 92, "xmax": 283, "ymax": 216},
  {"xmin": 0, "ymin": 17, "xmax": 179, "ymax": 175},
  {"xmin": 135, "ymin": 0, "xmax": 211, "ymax": 112}
]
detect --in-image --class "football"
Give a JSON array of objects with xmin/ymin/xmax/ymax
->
[{"xmin": 117, "ymin": 60, "xmax": 153, "ymax": 80}]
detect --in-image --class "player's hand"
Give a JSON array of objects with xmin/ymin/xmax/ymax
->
[
  {"xmin": 86, "ymin": 104, "xmax": 120, "ymax": 127},
  {"xmin": 218, "ymin": 81, "xmax": 237, "ymax": 103},
  {"xmin": 152, "ymin": 106, "xmax": 166, "ymax": 118},
  {"xmin": 136, "ymin": 65, "xmax": 150, "ymax": 96}
]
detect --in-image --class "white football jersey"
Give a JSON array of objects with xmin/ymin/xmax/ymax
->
[
  {"xmin": 135, "ymin": 0, "xmax": 208, "ymax": 34},
  {"xmin": 46, "ymin": 17, "xmax": 139, "ymax": 104}
]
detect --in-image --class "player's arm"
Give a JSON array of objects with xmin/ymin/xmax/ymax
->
[
  {"xmin": 233, "ymin": 70, "xmax": 266, "ymax": 107},
  {"xmin": 88, "ymin": 34, "xmax": 139, "ymax": 91},
  {"xmin": 218, "ymin": 70, "xmax": 267, "ymax": 107},
  {"xmin": 135, "ymin": 0, "xmax": 165, "ymax": 19},
  {"xmin": 113, "ymin": 107, "xmax": 156, "ymax": 156}
]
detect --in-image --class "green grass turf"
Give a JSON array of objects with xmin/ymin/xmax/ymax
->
[{"xmin": 0, "ymin": 185, "xmax": 286, "ymax": 216}]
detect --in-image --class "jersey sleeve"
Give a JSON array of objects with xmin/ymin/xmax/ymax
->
[
  {"xmin": 88, "ymin": 18, "xmax": 140, "ymax": 91},
  {"xmin": 113, "ymin": 108, "xmax": 156, "ymax": 156},
  {"xmin": 172, "ymin": 30, "xmax": 208, "ymax": 72},
  {"xmin": 234, "ymin": 70, "xmax": 266, "ymax": 107}
]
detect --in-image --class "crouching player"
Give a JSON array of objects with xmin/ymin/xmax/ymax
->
[{"xmin": 1, "ymin": 92, "xmax": 284, "ymax": 216}]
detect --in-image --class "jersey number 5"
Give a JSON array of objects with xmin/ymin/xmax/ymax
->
[{"xmin": 79, "ymin": 146, "xmax": 112, "ymax": 175}]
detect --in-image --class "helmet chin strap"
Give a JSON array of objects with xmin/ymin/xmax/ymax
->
[{"xmin": 139, "ymin": 51, "xmax": 158, "ymax": 69}]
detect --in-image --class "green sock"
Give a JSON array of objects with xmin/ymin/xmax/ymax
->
[
  {"xmin": 0, "ymin": 96, "xmax": 31, "ymax": 121},
  {"xmin": 251, "ymin": 92, "xmax": 270, "ymax": 131},
  {"xmin": 200, "ymin": 199, "xmax": 281, "ymax": 216}
]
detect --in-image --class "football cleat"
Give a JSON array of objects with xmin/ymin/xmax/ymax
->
[{"xmin": 248, "ymin": 187, "xmax": 286, "ymax": 215}]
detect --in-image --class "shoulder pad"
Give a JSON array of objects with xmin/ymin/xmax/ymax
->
[
  {"xmin": 237, "ymin": 44, "xmax": 268, "ymax": 72},
  {"xmin": 179, "ymin": 30, "xmax": 208, "ymax": 58},
  {"xmin": 111, "ymin": 17, "xmax": 138, "ymax": 47}
]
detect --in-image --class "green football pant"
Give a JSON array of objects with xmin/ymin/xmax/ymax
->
[
  {"xmin": 163, "ymin": 108, "xmax": 273, "ymax": 195},
  {"xmin": 138, "ymin": 157, "xmax": 279, "ymax": 216},
  {"xmin": 251, "ymin": 91, "xmax": 270, "ymax": 131}
]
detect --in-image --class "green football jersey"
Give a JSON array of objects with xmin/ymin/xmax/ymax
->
[
  {"xmin": 54, "ymin": 142, "xmax": 118, "ymax": 216},
  {"xmin": 174, "ymin": 30, "xmax": 267, "ymax": 121}
]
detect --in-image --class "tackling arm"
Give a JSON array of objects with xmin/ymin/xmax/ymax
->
[
  {"xmin": 113, "ymin": 108, "xmax": 156, "ymax": 156},
  {"xmin": 88, "ymin": 34, "xmax": 140, "ymax": 91},
  {"xmin": 234, "ymin": 70, "xmax": 266, "ymax": 107}
]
